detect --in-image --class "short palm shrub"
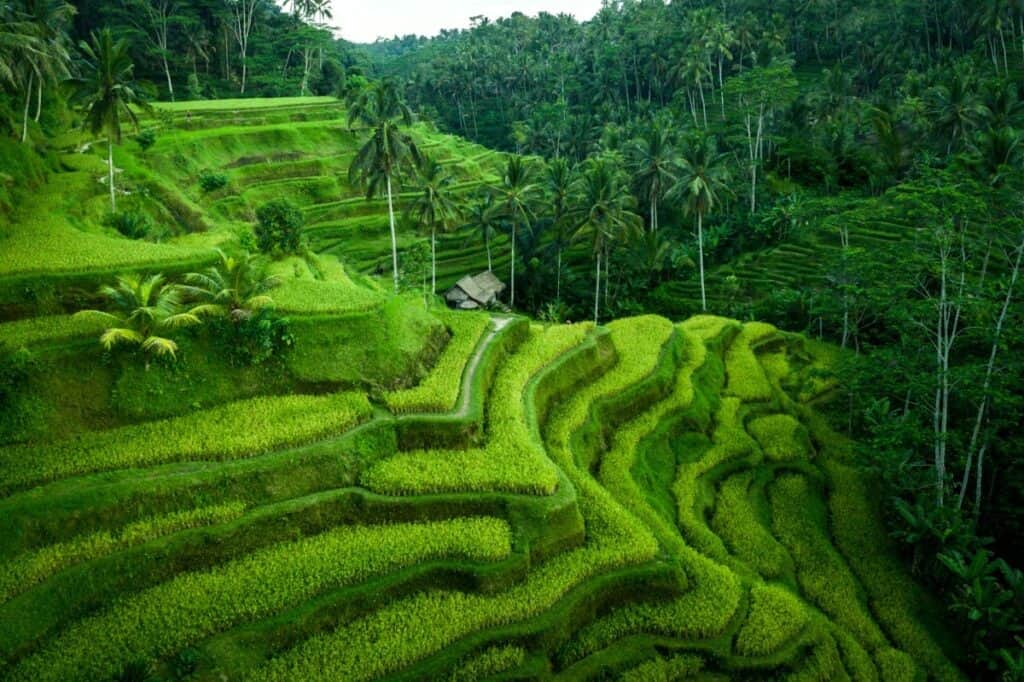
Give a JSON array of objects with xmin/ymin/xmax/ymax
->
[
  {"xmin": 198, "ymin": 169, "xmax": 228, "ymax": 193},
  {"xmin": 106, "ymin": 210, "xmax": 152, "ymax": 240},
  {"xmin": 135, "ymin": 129, "xmax": 156, "ymax": 151},
  {"xmin": 74, "ymin": 273, "xmax": 206, "ymax": 361},
  {"xmin": 255, "ymin": 200, "xmax": 304, "ymax": 256}
]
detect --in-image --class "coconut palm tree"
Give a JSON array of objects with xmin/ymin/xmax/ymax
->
[
  {"xmin": 22, "ymin": 0, "xmax": 74, "ymax": 125},
  {"xmin": 0, "ymin": 1, "xmax": 45, "ymax": 138},
  {"xmin": 75, "ymin": 273, "xmax": 204, "ymax": 361},
  {"xmin": 544, "ymin": 157, "xmax": 577, "ymax": 300},
  {"xmin": 179, "ymin": 249, "xmax": 279, "ymax": 320},
  {"xmin": 668, "ymin": 135, "xmax": 732, "ymax": 312},
  {"xmin": 348, "ymin": 80, "xmax": 422, "ymax": 293},
  {"xmin": 463, "ymin": 194, "xmax": 500, "ymax": 272},
  {"xmin": 69, "ymin": 29, "xmax": 148, "ymax": 213},
  {"xmin": 571, "ymin": 155, "xmax": 641, "ymax": 324},
  {"xmin": 627, "ymin": 125, "xmax": 678, "ymax": 233},
  {"xmin": 408, "ymin": 157, "xmax": 461, "ymax": 295},
  {"xmin": 487, "ymin": 155, "xmax": 540, "ymax": 308}
]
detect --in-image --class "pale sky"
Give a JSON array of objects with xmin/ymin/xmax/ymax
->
[{"xmin": 330, "ymin": 0, "xmax": 604, "ymax": 44}]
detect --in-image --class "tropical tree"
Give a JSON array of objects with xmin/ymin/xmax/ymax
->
[
  {"xmin": 69, "ymin": 29, "xmax": 148, "ymax": 213},
  {"xmin": 487, "ymin": 155, "xmax": 540, "ymax": 308},
  {"xmin": 571, "ymin": 155, "xmax": 641, "ymax": 323},
  {"xmin": 74, "ymin": 273, "xmax": 204, "ymax": 361},
  {"xmin": 668, "ymin": 134, "xmax": 732, "ymax": 312},
  {"xmin": 179, "ymin": 249, "xmax": 279, "ymax": 320},
  {"xmin": 22, "ymin": 0, "xmax": 74, "ymax": 127},
  {"xmin": 463, "ymin": 194, "xmax": 500, "ymax": 272},
  {"xmin": 544, "ymin": 157, "xmax": 577, "ymax": 299},
  {"xmin": 627, "ymin": 124, "xmax": 677, "ymax": 233},
  {"xmin": 408, "ymin": 157, "xmax": 461, "ymax": 295},
  {"xmin": 348, "ymin": 80, "xmax": 422, "ymax": 293}
]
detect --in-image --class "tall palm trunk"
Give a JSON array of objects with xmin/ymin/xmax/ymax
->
[
  {"xmin": 556, "ymin": 249, "xmax": 562, "ymax": 299},
  {"xmin": 510, "ymin": 221, "xmax": 517, "ymax": 308},
  {"xmin": 593, "ymin": 249, "xmax": 601, "ymax": 324},
  {"xmin": 34, "ymin": 79, "xmax": 42, "ymax": 122},
  {"xmin": 697, "ymin": 211, "xmax": 706, "ymax": 311},
  {"xmin": 21, "ymin": 74, "xmax": 33, "ymax": 143},
  {"xmin": 485, "ymin": 233, "xmax": 492, "ymax": 271},
  {"xmin": 108, "ymin": 137, "xmax": 117, "ymax": 213},
  {"xmin": 162, "ymin": 54, "xmax": 175, "ymax": 101},
  {"xmin": 431, "ymin": 225, "xmax": 436, "ymax": 295},
  {"xmin": 386, "ymin": 175, "xmax": 398, "ymax": 293}
]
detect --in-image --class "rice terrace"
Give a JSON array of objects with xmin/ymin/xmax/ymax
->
[{"xmin": 0, "ymin": 1, "xmax": 1022, "ymax": 680}]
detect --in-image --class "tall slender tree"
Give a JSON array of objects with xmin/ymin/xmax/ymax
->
[
  {"xmin": 409, "ymin": 157, "xmax": 461, "ymax": 295},
  {"xmin": 544, "ymin": 157, "xmax": 576, "ymax": 299},
  {"xmin": 571, "ymin": 155, "xmax": 641, "ymax": 323},
  {"xmin": 668, "ymin": 135, "xmax": 731, "ymax": 312},
  {"xmin": 349, "ymin": 80, "xmax": 422, "ymax": 293},
  {"xmin": 627, "ymin": 124, "xmax": 677, "ymax": 233},
  {"xmin": 488, "ymin": 155, "xmax": 540, "ymax": 308},
  {"xmin": 464, "ymin": 194, "xmax": 500, "ymax": 272},
  {"xmin": 70, "ymin": 29, "xmax": 148, "ymax": 213}
]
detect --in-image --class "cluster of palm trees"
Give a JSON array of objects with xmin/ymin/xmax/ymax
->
[
  {"xmin": 75, "ymin": 250, "xmax": 279, "ymax": 363},
  {"xmin": 0, "ymin": 0, "xmax": 75, "ymax": 141},
  {"xmin": 347, "ymin": 81, "xmax": 735, "ymax": 321}
]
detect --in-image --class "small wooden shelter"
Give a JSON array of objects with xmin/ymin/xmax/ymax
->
[{"xmin": 445, "ymin": 271, "xmax": 507, "ymax": 309}]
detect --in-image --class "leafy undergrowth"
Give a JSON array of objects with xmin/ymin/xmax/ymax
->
[{"xmin": 0, "ymin": 314, "xmax": 964, "ymax": 681}]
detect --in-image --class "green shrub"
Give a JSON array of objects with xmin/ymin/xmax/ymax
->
[
  {"xmin": 736, "ymin": 583, "xmax": 810, "ymax": 656},
  {"xmin": 198, "ymin": 169, "xmax": 228, "ymax": 193},
  {"xmin": 211, "ymin": 309, "xmax": 294, "ymax": 367},
  {"xmin": 105, "ymin": 211, "xmax": 154, "ymax": 240},
  {"xmin": 0, "ymin": 392, "xmax": 372, "ymax": 493},
  {"xmin": 0, "ymin": 503, "xmax": 246, "ymax": 603},
  {"xmin": 255, "ymin": 200, "xmax": 304, "ymax": 256},
  {"xmin": 12, "ymin": 517, "xmax": 511, "ymax": 681},
  {"xmin": 135, "ymin": 129, "xmax": 156, "ymax": 151}
]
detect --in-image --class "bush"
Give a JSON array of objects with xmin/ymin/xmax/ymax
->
[
  {"xmin": 198, "ymin": 169, "xmax": 228, "ymax": 193},
  {"xmin": 211, "ymin": 309, "xmax": 293, "ymax": 367},
  {"xmin": 135, "ymin": 129, "xmax": 156, "ymax": 151},
  {"xmin": 254, "ymin": 200, "xmax": 304, "ymax": 256},
  {"xmin": 105, "ymin": 210, "xmax": 152, "ymax": 240}
]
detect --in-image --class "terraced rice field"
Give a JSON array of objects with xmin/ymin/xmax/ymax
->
[{"xmin": 0, "ymin": 312, "xmax": 960, "ymax": 680}]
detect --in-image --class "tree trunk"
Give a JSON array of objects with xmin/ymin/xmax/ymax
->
[
  {"xmin": 698, "ymin": 80, "xmax": 708, "ymax": 128},
  {"xmin": 108, "ymin": 138, "xmax": 117, "ymax": 213},
  {"xmin": 697, "ymin": 212, "xmax": 707, "ymax": 312},
  {"xmin": 510, "ymin": 221, "xmax": 516, "ymax": 308},
  {"xmin": 431, "ymin": 225, "xmax": 436, "ymax": 295},
  {"xmin": 593, "ymin": 249, "xmax": 601, "ymax": 324},
  {"xmin": 21, "ymin": 74, "xmax": 32, "ymax": 143},
  {"xmin": 386, "ymin": 175, "xmax": 399, "ymax": 293},
  {"xmin": 163, "ymin": 54, "xmax": 175, "ymax": 101},
  {"xmin": 958, "ymin": 238, "xmax": 1023, "ymax": 509},
  {"xmin": 486, "ymin": 233, "xmax": 492, "ymax": 272},
  {"xmin": 241, "ymin": 54, "xmax": 247, "ymax": 94},
  {"xmin": 34, "ymin": 78, "xmax": 42, "ymax": 122},
  {"xmin": 556, "ymin": 249, "xmax": 562, "ymax": 300}
]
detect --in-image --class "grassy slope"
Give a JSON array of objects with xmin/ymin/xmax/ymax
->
[{"xmin": 0, "ymin": 98, "xmax": 961, "ymax": 681}]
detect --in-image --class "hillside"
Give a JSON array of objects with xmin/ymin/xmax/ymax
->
[{"xmin": 0, "ymin": 98, "xmax": 963, "ymax": 681}]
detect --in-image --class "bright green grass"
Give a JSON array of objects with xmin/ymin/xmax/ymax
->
[
  {"xmin": 0, "ymin": 502, "xmax": 246, "ymax": 604},
  {"xmin": 11, "ymin": 517, "xmax": 511, "ymax": 682},
  {"xmin": 0, "ymin": 315, "xmax": 105, "ymax": 349},
  {"xmin": 384, "ymin": 312, "xmax": 491, "ymax": 414},
  {"xmin": 151, "ymin": 97, "xmax": 339, "ymax": 112},
  {"xmin": 0, "ymin": 392, "xmax": 372, "ymax": 493}
]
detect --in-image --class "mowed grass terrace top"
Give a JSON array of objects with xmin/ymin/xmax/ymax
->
[{"xmin": 149, "ymin": 97, "xmax": 339, "ymax": 112}]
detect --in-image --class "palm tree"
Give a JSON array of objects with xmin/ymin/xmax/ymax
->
[
  {"xmin": 74, "ymin": 273, "xmax": 204, "ymax": 361},
  {"xmin": 408, "ymin": 157, "xmax": 461, "ymax": 295},
  {"xmin": 571, "ymin": 156, "xmax": 641, "ymax": 324},
  {"xmin": 69, "ymin": 29, "xmax": 148, "ymax": 213},
  {"xmin": 928, "ymin": 70, "xmax": 988, "ymax": 155},
  {"xmin": 463, "ymin": 194, "xmax": 500, "ymax": 272},
  {"xmin": 0, "ymin": 1, "xmax": 45, "ymax": 140},
  {"xmin": 179, "ymin": 249, "xmax": 279, "ymax": 320},
  {"xmin": 544, "ymin": 157, "xmax": 576, "ymax": 300},
  {"xmin": 19, "ymin": 0, "xmax": 72, "ymax": 134},
  {"xmin": 348, "ymin": 80, "xmax": 422, "ymax": 293},
  {"xmin": 627, "ymin": 125, "xmax": 678, "ymax": 233},
  {"xmin": 487, "ymin": 155, "xmax": 540, "ymax": 308},
  {"xmin": 668, "ymin": 135, "xmax": 732, "ymax": 312}
]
